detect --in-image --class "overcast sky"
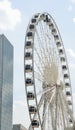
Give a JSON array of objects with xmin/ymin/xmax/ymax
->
[{"xmin": 0, "ymin": 0, "xmax": 75, "ymax": 129}]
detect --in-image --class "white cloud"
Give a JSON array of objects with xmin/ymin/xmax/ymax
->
[
  {"xmin": 0, "ymin": 0, "xmax": 21, "ymax": 30},
  {"xmin": 70, "ymin": 0, "xmax": 75, "ymax": 3},
  {"xmin": 73, "ymin": 18, "xmax": 75, "ymax": 23},
  {"xmin": 68, "ymin": 5, "xmax": 72, "ymax": 12},
  {"xmin": 67, "ymin": 49, "xmax": 75, "ymax": 69},
  {"xmin": 67, "ymin": 49, "xmax": 75, "ymax": 58}
]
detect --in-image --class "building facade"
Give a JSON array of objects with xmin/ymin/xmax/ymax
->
[
  {"xmin": 0, "ymin": 34, "xmax": 13, "ymax": 130},
  {"xmin": 13, "ymin": 124, "xmax": 27, "ymax": 130}
]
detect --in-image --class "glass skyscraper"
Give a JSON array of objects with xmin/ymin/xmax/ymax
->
[{"xmin": 0, "ymin": 34, "xmax": 13, "ymax": 130}]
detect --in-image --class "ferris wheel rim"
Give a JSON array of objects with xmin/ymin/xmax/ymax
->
[{"xmin": 24, "ymin": 12, "xmax": 74, "ymax": 130}]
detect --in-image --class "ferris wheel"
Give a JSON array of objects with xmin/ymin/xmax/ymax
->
[{"xmin": 24, "ymin": 12, "xmax": 74, "ymax": 130}]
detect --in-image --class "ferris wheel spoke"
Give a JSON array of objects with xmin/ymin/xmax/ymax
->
[
  {"xmin": 59, "ymin": 89, "xmax": 73, "ymax": 121},
  {"xmin": 49, "ymin": 89, "xmax": 64, "ymax": 130},
  {"xmin": 35, "ymin": 26, "xmax": 52, "ymax": 67},
  {"xmin": 41, "ymin": 90, "xmax": 56, "ymax": 129},
  {"xmin": 37, "ymin": 95, "xmax": 45, "ymax": 110},
  {"xmin": 37, "ymin": 21, "xmax": 48, "ymax": 49},
  {"xmin": 34, "ymin": 44, "xmax": 51, "ymax": 71},
  {"xmin": 59, "ymin": 93, "xmax": 69, "ymax": 128},
  {"xmin": 39, "ymin": 22, "xmax": 51, "ymax": 61},
  {"xmin": 58, "ymin": 92, "xmax": 66, "ymax": 128},
  {"xmin": 34, "ymin": 60, "xmax": 43, "ymax": 76},
  {"xmin": 35, "ymin": 27, "xmax": 45, "ymax": 55},
  {"xmin": 35, "ymin": 28, "xmax": 59, "ymax": 74},
  {"xmin": 45, "ymin": 33, "xmax": 58, "ymax": 64},
  {"xmin": 46, "ymin": 36, "xmax": 58, "ymax": 64},
  {"xmin": 34, "ymin": 58, "xmax": 58, "ymax": 86},
  {"xmin": 48, "ymin": 105, "xmax": 51, "ymax": 130},
  {"xmin": 34, "ymin": 47, "xmax": 47, "ymax": 69},
  {"xmin": 41, "ymin": 100, "xmax": 47, "ymax": 130},
  {"xmin": 36, "ymin": 86, "xmax": 55, "ymax": 97},
  {"xmin": 39, "ymin": 22, "xmax": 47, "ymax": 45},
  {"xmin": 49, "ymin": 104, "xmax": 55, "ymax": 130},
  {"xmin": 58, "ymin": 89, "xmax": 72, "ymax": 127},
  {"xmin": 35, "ymin": 26, "xmax": 43, "ymax": 45},
  {"xmin": 57, "ymin": 92, "xmax": 66, "ymax": 129},
  {"xmin": 35, "ymin": 31, "xmax": 47, "ymax": 64},
  {"xmin": 34, "ymin": 71, "xmax": 44, "ymax": 82}
]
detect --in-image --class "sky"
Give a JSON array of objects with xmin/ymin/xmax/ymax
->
[{"xmin": 0, "ymin": 0, "xmax": 75, "ymax": 129}]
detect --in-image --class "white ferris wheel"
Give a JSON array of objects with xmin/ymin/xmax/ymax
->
[{"xmin": 24, "ymin": 12, "xmax": 74, "ymax": 130}]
